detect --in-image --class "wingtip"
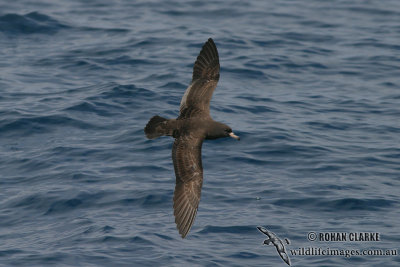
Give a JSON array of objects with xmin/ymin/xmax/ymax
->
[
  {"xmin": 200, "ymin": 38, "xmax": 217, "ymax": 55},
  {"xmin": 192, "ymin": 38, "xmax": 220, "ymax": 81},
  {"xmin": 257, "ymin": 226, "xmax": 268, "ymax": 234},
  {"xmin": 173, "ymin": 185, "xmax": 199, "ymax": 239},
  {"xmin": 175, "ymin": 208, "xmax": 196, "ymax": 239},
  {"xmin": 176, "ymin": 219, "xmax": 191, "ymax": 238},
  {"xmin": 179, "ymin": 229, "xmax": 189, "ymax": 239},
  {"xmin": 204, "ymin": 38, "xmax": 216, "ymax": 50}
]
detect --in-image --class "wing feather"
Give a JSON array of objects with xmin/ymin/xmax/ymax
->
[
  {"xmin": 179, "ymin": 38, "xmax": 220, "ymax": 119},
  {"xmin": 172, "ymin": 136, "xmax": 204, "ymax": 238}
]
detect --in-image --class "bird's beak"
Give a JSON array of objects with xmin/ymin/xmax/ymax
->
[{"xmin": 229, "ymin": 132, "xmax": 240, "ymax": 140}]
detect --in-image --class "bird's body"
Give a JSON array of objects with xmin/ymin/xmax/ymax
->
[{"xmin": 144, "ymin": 38, "xmax": 239, "ymax": 238}]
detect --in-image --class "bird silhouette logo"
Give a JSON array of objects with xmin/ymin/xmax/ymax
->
[{"xmin": 257, "ymin": 226, "xmax": 291, "ymax": 266}]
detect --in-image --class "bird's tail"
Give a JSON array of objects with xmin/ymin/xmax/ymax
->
[{"xmin": 144, "ymin": 115, "xmax": 172, "ymax": 139}]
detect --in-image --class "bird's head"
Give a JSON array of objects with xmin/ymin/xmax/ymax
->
[{"xmin": 206, "ymin": 122, "xmax": 240, "ymax": 140}]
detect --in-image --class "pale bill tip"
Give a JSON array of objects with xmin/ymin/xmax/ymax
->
[{"xmin": 229, "ymin": 132, "xmax": 240, "ymax": 140}]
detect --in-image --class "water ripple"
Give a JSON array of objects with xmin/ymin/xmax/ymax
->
[{"xmin": 1, "ymin": 1, "xmax": 399, "ymax": 266}]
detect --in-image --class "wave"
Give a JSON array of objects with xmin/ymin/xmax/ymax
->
[
  {"xmin": 273, "ymin": 197, "xmax": 395, "ymax": 211},
  {"xmin": 0, "ymin": 12, "xmax": 68, "ymax": 34},
  {"xmin": 0, "ymin": 114, "xmax": 103, "ymax": 137}
]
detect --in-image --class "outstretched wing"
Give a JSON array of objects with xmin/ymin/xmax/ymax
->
[
  {"xmin": 179, "ymin": 38, "xmax": 220, "ymax": 119},
  {"xmin": 172, "ymin": 136, "xmax": 204, "ymax": 238}
]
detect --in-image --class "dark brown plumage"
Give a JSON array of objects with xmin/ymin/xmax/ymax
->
[{"xmin": 144, "ymin": 38, "xmax": 239, "ymax": 238}]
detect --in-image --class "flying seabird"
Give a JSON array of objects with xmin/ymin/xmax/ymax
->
[{"xmin": 144, "ymin": 38, "xmax": 239, "ymax": 238}]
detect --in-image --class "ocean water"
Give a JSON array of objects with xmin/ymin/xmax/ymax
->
[{"xmin": 1, "ymin": 0, "xmax": 399, "ymax": 266}]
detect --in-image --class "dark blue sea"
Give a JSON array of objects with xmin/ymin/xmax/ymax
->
[{"xmin": 1, "ymin": 0, "xmax": 399, "ymax": 266}]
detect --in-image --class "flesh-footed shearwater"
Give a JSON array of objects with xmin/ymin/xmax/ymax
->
[{"xmin": 144, "ymin": 38, "xmax": 239, "ymax": 238}]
